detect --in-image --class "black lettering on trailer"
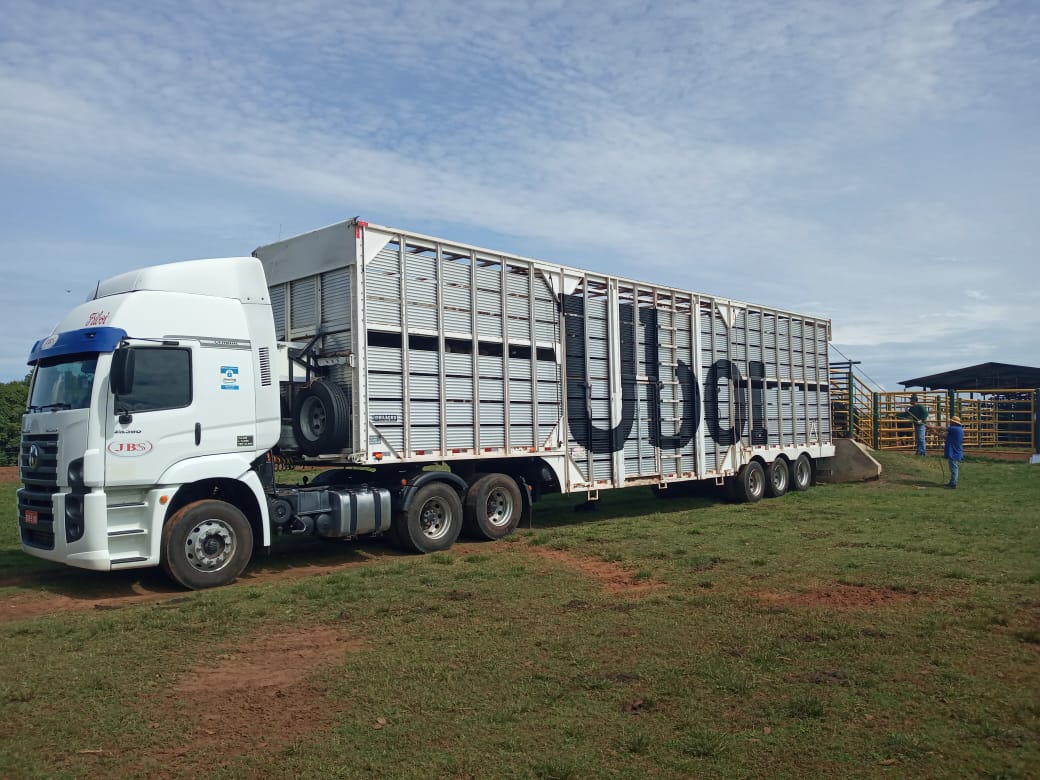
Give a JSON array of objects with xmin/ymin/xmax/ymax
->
[
  {"xmin": 748, "ymin": 360, "xmax": 768, "ymax": 446},
  {"xmin": 560, "ymin": 294, "xmax": 778, "ymax": 455},
  {"xmin": 560, "ymin": 294, "xmax": 637, "ymax": 454},
  {"xmin": 639, "ymin": 306, "xmax": 699, "ymax": 449},
  {"xmin": 704, "ymin": 358, "xmax": 745, "ymax": 447}
]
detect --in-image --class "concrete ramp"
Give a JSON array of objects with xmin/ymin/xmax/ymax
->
[{"xmin": 816, "ymin": 439, "xmax": 882, "ymax": 483}]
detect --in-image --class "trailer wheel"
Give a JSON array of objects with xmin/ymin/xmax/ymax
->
[
  {"xmin": 765, "ymin": 459, "xmax": 789, "ymax": 498},
  {"xmin": 729, "ymin": 461, "xmax": 765, "ymax": 503},
  {"xmin": 393, "ymin": 482, "xmax": 463, "ymax": 553},
  {"xmin": 161, "ymin": 500, "xmax": 253, "ymax": 590},
  {"xmin": 291, "ymin": 380, "xmax": 350, "ymax": 456},
  {"xmin": 789, "ymin": 454, "xmax": 813, "ymax": 491},
  {"xmin": 464, "ymin": 474, "xmax": 522, "ymax": 540}
]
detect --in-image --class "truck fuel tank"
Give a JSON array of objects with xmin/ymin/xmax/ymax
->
[{"xmin": 274, "ymin": 486, "xmax": 392, "ymax": 538}]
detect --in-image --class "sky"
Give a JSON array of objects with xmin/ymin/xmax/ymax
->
[{"xmin": 1, "ymin": 0, "xmax": 1037, "ymax": 390}]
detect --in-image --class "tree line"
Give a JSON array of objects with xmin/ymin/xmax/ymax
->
[{"xmin": 1, "ymin": 376, "xmax": 30, "ymax": 466}]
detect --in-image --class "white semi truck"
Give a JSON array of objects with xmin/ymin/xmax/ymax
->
[{"xmin": 17, "ymin": 218, "xmax": 834, "ymax": 589}]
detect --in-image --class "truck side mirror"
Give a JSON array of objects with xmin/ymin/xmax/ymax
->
[{"xmin": 111, "ymin": 346, "xmax": 135, "ymax": 396}]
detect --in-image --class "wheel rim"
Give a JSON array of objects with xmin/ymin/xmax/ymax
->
[
  {"xmin": 749, "ymin": 467, "xmax": 764, "ymax": 497},
  {"xmin": 299, "ymin": 396, "xmax": 326, "ymax": 441},
  {"xmin": 418, "ymin": 498, "xmax": 452, "ymax": 540},
  {"xmin": 796, "ymin": 459, "xmax": 810, "ymax": 487},
  {"xmin": 185, "ymin": 518, "xmax": 237, "ymax": 574},
  {"xmin": 773, "ymin": 464, "xmax": 788, "ymax": 492},
  {"xmin": 485, "ymin": 487, "xmax": 515, "ymax": 528}
]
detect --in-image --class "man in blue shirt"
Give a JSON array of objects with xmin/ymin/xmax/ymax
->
[{"xmin": 940, "ymin": 416, "xmax": 965, "ymax": 488}]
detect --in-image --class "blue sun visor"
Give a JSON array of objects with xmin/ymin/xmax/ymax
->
[{"xmin": 28, "ymin": 327, "xmax": 128, "ymax": 365}]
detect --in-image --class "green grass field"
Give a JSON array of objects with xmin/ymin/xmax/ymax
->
[{"xmin": 1, "ymin": 450, "xmax": 1038, "ymax": 779}]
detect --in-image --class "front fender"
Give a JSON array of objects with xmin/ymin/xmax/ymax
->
[
  {"xmin": 159, "ymin": 453, "xmax": 256, "ymax": 485},
  {"xmin": 160, "ymin": 454, "xmax": 271, "ymax": 548}
]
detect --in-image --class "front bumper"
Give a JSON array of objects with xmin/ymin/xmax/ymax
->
[{"xmin": 19, "ymin": 489, "xmax": 169, "ymax": 571}]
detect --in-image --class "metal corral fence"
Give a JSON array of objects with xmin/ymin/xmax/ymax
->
[
  {"xmin": 830, "ymin": 362, "xmax": 874, "ymax": 444},
  {"xmin": 829, "ymin": 367, "xmax": 1038, "ymax": 453},
  {"xmin": 875, "ymin": 390, "xmax": 947, "ymax": 451}
]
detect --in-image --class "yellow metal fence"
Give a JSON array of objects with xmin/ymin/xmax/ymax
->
[{"xmin": 829, "ymin": 372, "xmax": 1037, "ymax": 454}]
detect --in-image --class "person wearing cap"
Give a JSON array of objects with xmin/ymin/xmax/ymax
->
[
  {"xmin": 929, "ymin": 415, "xmax": 965, "ymax": 489},
  {"xmin": 905, "ymin": 394, "xmax": 929, "ymax": 455}
]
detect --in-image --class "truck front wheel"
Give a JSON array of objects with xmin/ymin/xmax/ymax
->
[
  {"xmin": 161, "ymin": 500, "xmax": 254, "ymax": 590},
  {"xmin": 464, "ymin": 474, "xmax": 522, "ymax": 540},
  {"xmin": 392, "ymin": 483, "xmax": 463, "ymax": 553}
]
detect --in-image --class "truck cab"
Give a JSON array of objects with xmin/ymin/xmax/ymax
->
[{"xmin": 18, "ymin": 257, "xmax": 281, "ymax": 587}]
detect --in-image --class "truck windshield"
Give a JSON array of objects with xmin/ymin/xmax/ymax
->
[{"xmin": 28, "ymin": 354, "xmax": 98, "ymax": 411}]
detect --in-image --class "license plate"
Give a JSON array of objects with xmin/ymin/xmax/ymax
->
[{"xmin": 24, "ymin": 509, "xmax": 38, "ymax": 526}]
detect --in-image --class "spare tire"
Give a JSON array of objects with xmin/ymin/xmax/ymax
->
[{"xmin": 291, "ymin": 380, "xmax": 350, "ymax": 456}]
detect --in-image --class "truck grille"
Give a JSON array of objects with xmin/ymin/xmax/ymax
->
[{"xmin": 18, "ymin": 434, "xmax": 58, "ymax": 550}]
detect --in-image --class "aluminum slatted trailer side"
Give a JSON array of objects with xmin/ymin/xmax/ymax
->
[{"xmin": 252, "ymin": 217, "xmax": 834, "ymax": 557}]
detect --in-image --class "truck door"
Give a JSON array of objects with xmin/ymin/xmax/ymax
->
[{"xmin": 105, "ymin": 342, "xmax": 256, "ymax": 487}]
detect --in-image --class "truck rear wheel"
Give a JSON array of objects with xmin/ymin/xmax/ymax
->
[
  {"xmin": 789, "ymin": 454, "xmax": 813, "ymax": 491},
  {"xmin": 765, "ymin": 459, "xmax": 789, "ymax": 498},
  {"xmin": 464, "ymin": 474, "xmax": 522, "ymax": 540},
  {"xmin": 729, "ymin": 461, "xmax": 765, "ymax": 503},
  {"xmin": 392, "ymin": 482, "xmax": 463, "ymax": 553},
  {"xmin": 161, "ymin": 500, "xmax": 253, "ymax": 590},
  {"xmin": 291, "ymin": 380, "xmax": 350, "ymax": 456}
]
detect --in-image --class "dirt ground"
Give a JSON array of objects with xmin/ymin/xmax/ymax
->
[{"xmin": 142, "ymin": 626, "xmax": 365, "ymax": 775}]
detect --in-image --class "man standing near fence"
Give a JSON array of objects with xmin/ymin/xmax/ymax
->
[
  {"xmin": 929, "ymin": 416, "xmax": 965, "ymax": 489},
  {"xmin": 906, "ymin": 394, "xmax": 929, "ymax": 455}
]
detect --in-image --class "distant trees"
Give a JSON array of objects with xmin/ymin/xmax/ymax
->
[{"xmin": 1, "ymin": 375, "xmax": 30, "ymax": 466}]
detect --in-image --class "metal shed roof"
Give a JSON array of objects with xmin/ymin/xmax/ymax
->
[{"xmin": 899, "ymin": 362, "xmax": 1040, "ymax": 390}]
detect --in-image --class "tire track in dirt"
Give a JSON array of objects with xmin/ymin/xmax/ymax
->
[
  {"xmin": 523, "ymin": 546, "xmax": 666, "ymax": 594},
  {"xmin": 0, "ymin": 545, "xmax": 400, "ymax": 623},
  {"xmin": 0, "ymin": 539, "xmax": 664, "ymax": 624}
]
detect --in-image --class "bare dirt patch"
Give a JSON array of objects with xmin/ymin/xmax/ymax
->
[
  {"xmin": 526, "ymin": 547, "xmax": 664, "ymax": 595},
  {"xmin": 144, "ymin": 625, "xmax": 363, "ymax": 774},
  {"xmin": 0, "ymin": 543, "xmax": 399, "ymax": 623},
  {"xmin": 753, "ymin": 584, "xmax": 916, "ymax": 609},
  {"xmin": 0, "ymin": 466, "xmax": 18, "ymax": 484}
]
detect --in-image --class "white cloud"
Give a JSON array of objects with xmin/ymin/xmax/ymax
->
[{"xmin": 0, "ymin": 0, "xmax": 1038, "ymax": 386}]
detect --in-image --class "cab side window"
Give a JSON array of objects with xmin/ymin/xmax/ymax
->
[{"xmin": 116, "ymin": 347, "xmax": 192, "ymax": 412}]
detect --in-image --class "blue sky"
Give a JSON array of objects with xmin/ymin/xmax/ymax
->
[{"xmin": 1, "ymin": 0, "xmax": 1037, "ymax": 389}]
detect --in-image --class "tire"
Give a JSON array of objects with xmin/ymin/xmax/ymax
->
[
  {"xmin": 789, "ymin": 454, "xmax": 813, "ymax": 492},
  {"xmin": 392, "ymin": 482, "xmax": 463, "ymax": 553},
  {"xmin": 291, "ymin": 380, "xmax": 350, "ymax": 456},
  {"xmin": 729, "ymin": 461, "xmax": 766, "ymax": 503},
  {"xmin": 765, "ymin": 458, "xmax": 789, "ymax": 498},
  {"xmin": 161, "ymin": 500, "xmax": 253, "ymax": 590},
  {"xmin": 464, "ymin": 473, "xmax": 522, "ymax": 540}
]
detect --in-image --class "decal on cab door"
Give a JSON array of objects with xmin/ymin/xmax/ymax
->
[{"xmin": 107, "ymin": 441, "xmax": 154, "ymax": 457}]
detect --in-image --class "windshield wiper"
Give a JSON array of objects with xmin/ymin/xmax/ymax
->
[{"xmin": 31, "ymin": 403, "xmax": 72, "ymax": 412}]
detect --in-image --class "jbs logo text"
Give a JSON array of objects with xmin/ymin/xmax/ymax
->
[{"xmin": 107, "ymin": 441, "xmax": 153, "ymax": 457}]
